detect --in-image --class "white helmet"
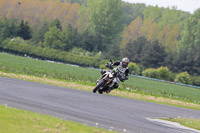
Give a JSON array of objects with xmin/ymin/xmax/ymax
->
[{"xmin": 121, "ymin": 57, "xmax": 129, "ymax": 68}]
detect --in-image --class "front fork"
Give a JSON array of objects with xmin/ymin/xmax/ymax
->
[{"xmin": 97, "ymin": 73, "xmax": 114, "ymax": 87}]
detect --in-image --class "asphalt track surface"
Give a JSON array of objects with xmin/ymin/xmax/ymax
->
[{"xmin": 0, "ymin": 76, "xmax": 200, "ymax": 133}]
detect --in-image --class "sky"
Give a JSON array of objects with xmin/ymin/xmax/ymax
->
[{"xmin": 123, "ymin": 0, "xmax": 200, "ymax": 14}]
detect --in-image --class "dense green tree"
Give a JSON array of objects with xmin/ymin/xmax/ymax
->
[
  {"xmin": 143, "ymin": 6, "xmax": 162, "ymax": 22},
  {"xmin": 87, "ymin": 0, "xmax": 123, "ymax": 50},
  {"xmin": 140, "ymin": 40, "xmax": 166, "ymax": 68},
  {"xmin": 78, "ymin": 30, "xmax": 102, "ymax": 51},
  {"xmin": 44, "ymin": 26, "xmax": 64, "ymax": 50},
  {"xmin": 180, "ymin": 9, "xmax": 200, "ymax": 49},
  {"xmin": 0, "ymin": 18, "xmax": 19, "ymax": 43},
  {"xmin": 158, "ymin": 7, "xmax": 189, "ymax": 29},
  {"xmin": 49, "ymin": 19, "xmax": 62, "ymax": 30},
  {"xmin": 139, "ymin": 6, "xmax": 189, "ymax": 53},
  {"xmin": 192, "ymin": 46, "xmax": 200, "ymax": 75},
  {"xmin": 103, "ymin": 38, "xmax": 121, "ymax": 60},
  {"xmin": 43, "ymin": 24, "xmax": 78, "ymax": 51},
  {"xmin": 18, "ymin": 20, "xmax": 32, "ymax": 40},
  {"xmin": 61, "ymin": 24, "xmax": 77, "ymax": 50},
  {"xmin": 32, "ymin": 19, "xmax": 65, "ymax": 46},
  {"xmin": 122, "ymin": 36, "xmax": 148, "ymax": 63},
  {"xmin": 77, "ymin": 4, "xmax": 90, "ymax": 33},
  {"xmin": 122, "ymin": 36, "xmax": 166, "ymax": 68},
  {"xmin": 174, "ymin": 47, "xmax": 194, "ymax": 74},
  {"xmin": 174, "ymin": 45, "xmax": 200, "ymax": 75},
  {"xmin": 175, "ymin": 9, "xmax": 200, "ymax": 75},
  {"xmin": 122, "ymin": 2, "xmax": 146, "ymax": 25},
  {"xmin": 164, "ymin": 51, "xmax": 176, "ymax": 72},
  {"xmin": 32, "ymin": 22, "xmax": 49, "ymax": 45}
]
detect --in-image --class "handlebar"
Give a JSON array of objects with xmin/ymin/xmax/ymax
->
[{"xmin": 106, "ymin": 62, "xmax": 113, "ymax": 69}]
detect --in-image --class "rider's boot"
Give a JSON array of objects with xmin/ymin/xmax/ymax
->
[
  {"xmin": 106, "ymin": 83, "xmax": 119, "ymax": 93},
  {"xmin": 106, "ymin": 88, "xmax": 112, "ymax": 93},
  {"xmin": 106, "ymin": 86, "xmax": 115, "ymax": 93}
]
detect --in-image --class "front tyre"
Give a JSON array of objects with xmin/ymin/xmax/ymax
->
[{"xmin": 93, "ymin": 80, "xmax": 106, "ymax": 93}]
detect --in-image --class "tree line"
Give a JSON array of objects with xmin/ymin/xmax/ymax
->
[{"xmin": 0, "ymin": 0, "xmax": 200, "ymax": 84}]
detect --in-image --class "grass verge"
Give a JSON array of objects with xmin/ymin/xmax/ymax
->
[
  {"xmin": 1, "ymin": 71, "xmax": 200, "ymax": 111},
  {"xmin": 163, "ymin": 117, "xmax": 200, "ymax": 130},
  {"xmin": 0, "ymin": 105, "xmax": 115, "ymax": 133}
]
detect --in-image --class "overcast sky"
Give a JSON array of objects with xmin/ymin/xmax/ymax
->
[{"xmin": 123, "ymin": 0, "xmax": 200, "ymax": 14}]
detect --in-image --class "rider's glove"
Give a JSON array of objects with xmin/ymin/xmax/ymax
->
[
  {"xmin": 105, "ymin": 63, "xmax": 109, "ymax": 67},
  {"xmin": 106, "ymin": 62, "xmax": 113, "ymax": 69}
]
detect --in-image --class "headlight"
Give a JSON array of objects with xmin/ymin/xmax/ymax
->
[{"xmin": 109, "ymin": 73, "xmax": 114, "ymax": 78}]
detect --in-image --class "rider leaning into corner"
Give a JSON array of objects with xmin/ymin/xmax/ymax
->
[{"xmin": 101, "ymin": 57, "xmax": 130, "ymax": 93}]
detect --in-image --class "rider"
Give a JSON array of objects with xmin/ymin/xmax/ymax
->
[{"xmin": 101, "ymin": 57, "xmax": 130, "ymax": 92}]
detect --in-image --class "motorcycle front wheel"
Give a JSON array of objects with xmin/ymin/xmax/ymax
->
[{"xmin": 93, "ymin": 80, "xmax": 106, "ymax": 93}]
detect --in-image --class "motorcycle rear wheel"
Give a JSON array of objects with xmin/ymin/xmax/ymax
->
[{"xmin": 98, "ymin": 88, "xmax": 104, "ymax": 94}]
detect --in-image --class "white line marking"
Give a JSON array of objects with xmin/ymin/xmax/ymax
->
[
  {"xmin": 146, "ymin": 118, "xmax": 200, "ymax": 133},
  {"xmin": 123, "ymin": 129, "xmax": 127, "ymax": 132}
]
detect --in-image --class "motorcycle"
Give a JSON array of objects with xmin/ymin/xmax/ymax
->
[{"xmin": 93, "ymin": 59, "xmax": 119, "ymax": 94}]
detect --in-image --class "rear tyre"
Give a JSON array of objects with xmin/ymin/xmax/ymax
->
[
  {"xmin": 98, "ymin": 88, "xmax": 103, "ymax": 94},
  {"xmin": 93, "ymin": 80, "xmax": 106, "ymax": 93}
]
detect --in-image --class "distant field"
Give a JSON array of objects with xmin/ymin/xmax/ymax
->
[{"xmin": 0, "ymin": 52, "xmax": 200, "ymax": 104}]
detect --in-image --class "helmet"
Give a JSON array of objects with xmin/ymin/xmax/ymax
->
[{"xmin": 121, "ymin": 57, "xmax": 129, "ymax": 68}]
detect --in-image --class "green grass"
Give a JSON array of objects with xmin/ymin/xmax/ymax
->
[
  {"xmin": 163, "ymin": 117, "xmax": 200, "ymax": 130},
  {"xmin": 0, "ymin": 105, "xmax": 115, "ymax": 133},
  {"xmin": 124, "ymin": 77, "xmax": 200, "ymax": 103},
  {"xmin": 1, "ymin": 52, "xmax": 200, "ymax": 104},
  {"xmin": 0, "ymin": 53, "xmax": 99, "ymax": 83}
]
